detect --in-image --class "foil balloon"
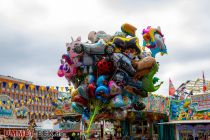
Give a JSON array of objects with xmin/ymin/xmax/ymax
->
[
  {"xmin": 57, "ymin": 23, "xmax": 167, "ymax": 135},
  {"xmin": 57, "ymin": 65, "xmax": 65, "ymax": 77},
  {"xmin": 142, "ymin": 26, "xmax": 167, "ymax": 57}
]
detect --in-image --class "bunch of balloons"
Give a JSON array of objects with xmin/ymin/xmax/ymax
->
[{"xmin": 57, "ymin": 23, "xmax": 167, "ymax": 133}]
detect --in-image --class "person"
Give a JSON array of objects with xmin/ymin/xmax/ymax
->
[
  {"xmin": 109, "ymin": 132, "xmax": 113, "ymax": 140},
  {"xmin": 60, "ymin": 135, "xmax": 69, "ymax": 140},
  {"xmin": 141, "ymin": 135, "xmax": 146, "ymax": 140}
]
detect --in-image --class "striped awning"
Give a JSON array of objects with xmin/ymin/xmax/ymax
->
[
  {"xmin": 158, "ymin": 120, "xmax": 210, "ymax": 124},
  {"xmin": 0, "ymin": 125, "xmax": 28, "ymax": 128}
]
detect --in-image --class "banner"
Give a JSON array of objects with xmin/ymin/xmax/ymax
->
[
  {"xmin": 191, "ymin": 93, "xmax": 210, "ymax": 111},
  {"xmin": 142, "ymin": 94, "xmax": 170, "ymax": 115},
  {"xmin": 8, "ymin": 82, "xmax": 13, "ymax": 88},
  {"xmin": 0, "ymin": 81, "xmax": 69, "ymax": 92},
  {"xmin": 170, "ymin": 94, "xmax": 210, "ymax": 121},
  {"xmin": 19, "ymin": 83, "xmax": 24, "ymax": 90}
]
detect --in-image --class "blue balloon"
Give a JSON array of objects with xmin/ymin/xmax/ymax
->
[
  {"xmin": 71, "ymin": 102, "xmax": 84, "ymax": 114},
  {"xmin": 96, "ymin": 75, "xmax": 108, "ymax": 86},
  {"xmin": 111, "ymin": 94, "xmax": 125, "ymax": 108},
  {"xmin": 78, "ymin": 85, "xmax": 89, "ymax": 99}
]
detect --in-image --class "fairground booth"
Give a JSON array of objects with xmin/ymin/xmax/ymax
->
[
  {"xmin": 0, "ymin": 95, "xmax": 31, "ymax": 140},
  {"xmin": 126, "ymin": 93, "xmax": 170, "ymax": 140},
  {"xmin": 159, "ymin": 77, "xmax": 210, "ymax": 140},
  {"xmin": 51, "ymin": 91, "xmax": 170, "ymax": 140},
  {"xmin": 51, "ymin": 91, "xmax": 101, "ymax": 139},
  {"xmin": 167, "ymin": 93, "xmax": 210, "ymax": 140}
]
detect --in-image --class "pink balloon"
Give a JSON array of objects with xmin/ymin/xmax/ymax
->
[{"xmin": 57, "ymin": 65, "xmax": 65, "ymax": 77}]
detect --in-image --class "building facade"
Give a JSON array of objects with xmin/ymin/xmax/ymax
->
[{"xmin": 0, "ymin": 75, "xmax": 58, "ymax": 122}]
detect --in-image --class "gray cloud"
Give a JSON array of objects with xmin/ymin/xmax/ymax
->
[{"xmin": 0, "ymin": 0, "xmax": 210, "ymax": 95}]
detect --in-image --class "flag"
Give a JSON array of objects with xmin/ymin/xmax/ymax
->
[
  {"xmin": 176, "ymin": 81, "xmax": 189, "ymax": 94},
  {"xmin": 41, "ymin": 86, "xmax": 45, "ymax": 91},
  {"xmin": 56, "ymin": 86, "xmax": 59, "ymax": 91},
  {"xmin": 8, "ymin": 82, "xmax": 13, "ymax": 88},
  {"xmin": 19, "ymin": 83, "xmax": 24, "ymax": 90},
  {"xmin": 179, "ymin": 93, "xmax": 185, "ymax": 100},
  {"xmin": 60, "ymin": 87, "xmax": 64, "ymax": 91},
  {"xmin": 169, "ymin": 78, "xmax": 176, "ymax": 96},
  {"xmin": 202, "ymin": 71, "xmax": 207, "ymax": 92}
]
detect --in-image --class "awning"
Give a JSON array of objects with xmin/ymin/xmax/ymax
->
[
  {"xmin": 0, "ymin": 125, "xmax": 28, "ymax": 128},
  {"xmin": 58, "ymin": 130, "xmax": 100, "ymax": 133},
  {"xmin": 158, "ymin": 120, "xmax": 210, "ymax": 124}
]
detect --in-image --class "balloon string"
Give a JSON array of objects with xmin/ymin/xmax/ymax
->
[{"xmin": 86, "ymin": 105, "xmax": 100, "ymax": 136}]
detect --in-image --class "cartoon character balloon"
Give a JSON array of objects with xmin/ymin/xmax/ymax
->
[
  {"xmin": 57, "ymin": 23, "xmax": 167, "ymax": 135},
  {"xmin": 142, "ymin": 26, "xmax": 167, "ymax": 57}
]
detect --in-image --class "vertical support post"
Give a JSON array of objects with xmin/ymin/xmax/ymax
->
[
  {"xmin": 159, "ymin": 119, "xmax": 163, "ymax": 140},
  {"xmin": 142, "ymin": 121, "xmax": 144, "ymax": 135},
  {"xmin": 175, "ymin": 124, "xmax": 179, "ymax": 140}
]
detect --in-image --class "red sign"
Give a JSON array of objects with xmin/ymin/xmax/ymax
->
[
  {"xmin": 191, "ymin": 94, "xmax": 210, "ymax": 111},
  {"xmin": 4, "ymin": 130, "xmax": 33, "ymax": 137}
]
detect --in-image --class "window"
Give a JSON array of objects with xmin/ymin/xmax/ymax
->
[
  {"xmin": 22, "ymin": 87, "xmax": 25, "ymax": 94},
  {"xmin": 31, "ymin": 89, "xmax": 34, "ymax": 95},
  {"xmin": 25, "ymin": 87, "xmax": 28, "ymax": 94},
  {"xmin": 36, "ymin": 89, "xmax": 38, "ymax": 95},
  {"xmin": 30, "ymin": 89, "xmax": 32, "ymax": 95},
  {"xmin": 12, "ymin": 85, "xmax": 14, "ymax": 92},
  {"xmin": 7, "ymin": 87, "xmax": 10, "ymax": 92},
  {"xmin": 15, "ymin": 86, "xmax": 19, "ymax": 93}
]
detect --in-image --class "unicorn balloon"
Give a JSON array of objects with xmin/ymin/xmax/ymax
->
[
  {"xmin": 142, "ymin": 26, "xmax": 167, "ymax": 57},
  {"xmin": 57, "ymin": 37, "xmax": 82, "ymax": 81}
]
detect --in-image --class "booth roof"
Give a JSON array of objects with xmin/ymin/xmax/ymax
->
[
  {"xmin": 158, "ymin": 120, "xmax": 210, "ymax": 124},
  {"xmin": 0, "ymin": 125, "xmax": 28, "ymax": 128}
]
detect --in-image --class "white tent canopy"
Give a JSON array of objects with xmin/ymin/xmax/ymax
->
[{"xmin": 37, "ymin": 119, "xmax": 60, "ymax": 130}]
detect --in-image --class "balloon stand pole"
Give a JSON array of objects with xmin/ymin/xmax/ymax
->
[{"xmin": 86, "ymin": 105, "xmax": 100, "ymax": 137}]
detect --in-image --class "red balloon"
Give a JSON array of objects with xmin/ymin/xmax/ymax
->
[
  {"xmin": 72, "ymin": 95, "xmax": 88, "ymax": 107},
  {"xmin": 97, "ymin": 58, "xmax": 114, "ymax": 75},
  {"xmin": 87, "ymin": 83, "xmax": 95, "ymax": 98},
  {"xmin": 57, "ymin": 69, "xmax": 64, "ymax": 77}
]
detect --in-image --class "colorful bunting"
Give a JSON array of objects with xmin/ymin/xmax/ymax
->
[
  {"xmin": 14, "ymin": 83, "xmax": 18, "ymax": 89},
  {"xmin": 46, "ymin": 86, "xmax": 50, "ymax": 91},
  {"xmin": 19, "ymin": 83, "xmax": 24, "ymax": 90},
  {"xmin": 60, "ymin": 87, "xmax": 64, "ymax": 91},
  {"xmin": 50, "ymin": 86, "xmax": 55, "ymax": 90},
  {"xmin": 8, "ymin": 82, "xmax": 13, "ymax": 88},
  {"xmin": 25, "ymin": 84, "xmax": 29, "ymax": 89},
  {"xmin": 169, "ymin": 78, "xmax": 176, "ymax": 96},
  {"xmin": 41, "ymin": 86, "xmax": 45, "ymax": 91},
  {"xmin": 202, "ymin": 71, "xmax": 207, "ymax": 92},
  {"xmin": 2, "ymin": 82, "xmax": 7, "ymax": 88},
  {"xmin": 0, "ymin": 80, "xmax": 70, "ymax": 104},
  {"xmin": 65, "ymin": 87, "xmax": 69, "ymax": 91},
  {"xmin": 35, "ymin": 85, "xmax": 40, "ymax": 91},
  {"xmin": 30, "ymin": 84, "xmax": 35, "ymax": 90},
  {"xmin": 7, "ymin": 100, "xmax": 10, "ymax": 104}
]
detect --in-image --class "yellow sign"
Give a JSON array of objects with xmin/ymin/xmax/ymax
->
[{"xmin": 54, "ymin": 109, "xmax": 63, "ymax": 116}]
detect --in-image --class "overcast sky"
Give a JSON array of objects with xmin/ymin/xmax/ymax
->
[{"xmin": 0, "ymin": 0, "xmax": 210, "ymax": 96}]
